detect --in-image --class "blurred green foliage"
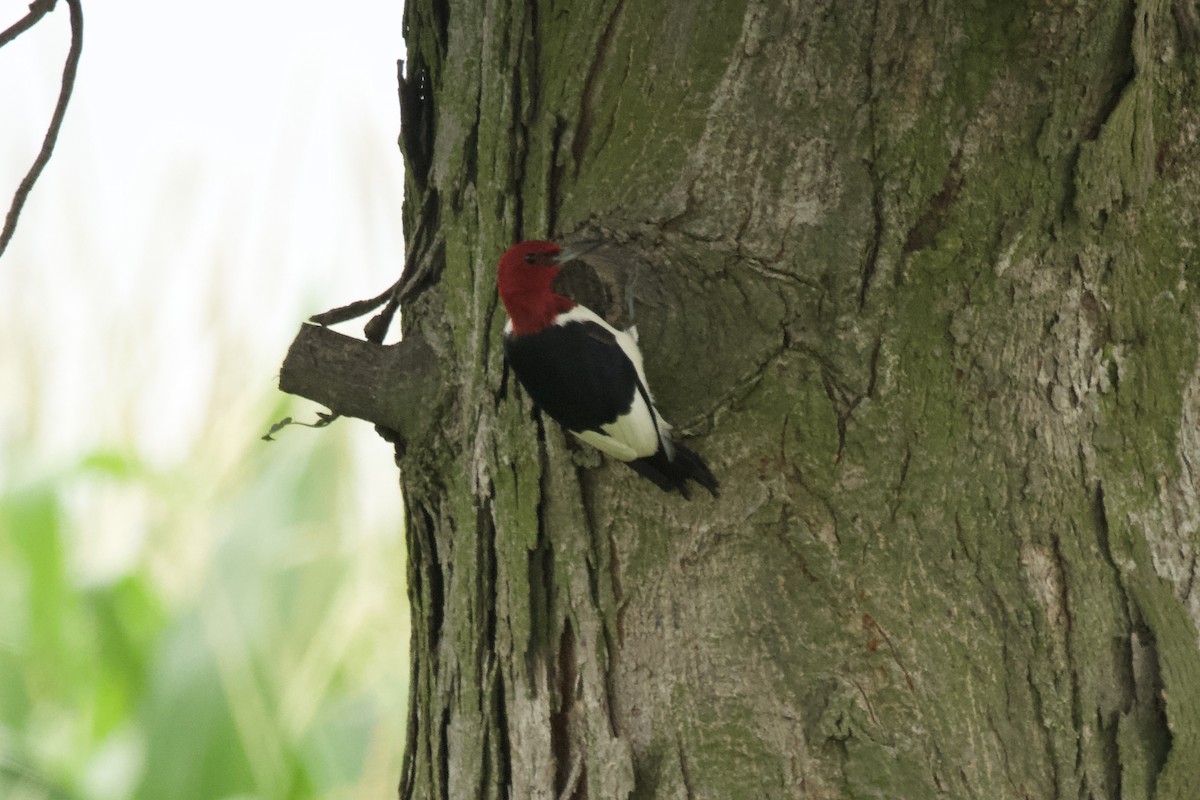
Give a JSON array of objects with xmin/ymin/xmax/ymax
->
[{"xmin": 0, "ymin": 400, "xmax": 409, "ymax": 800}]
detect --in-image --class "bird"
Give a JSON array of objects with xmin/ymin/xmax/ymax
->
[{"xmin": 497, "ymin": 239, "xmax": 718, "ymax": 498}]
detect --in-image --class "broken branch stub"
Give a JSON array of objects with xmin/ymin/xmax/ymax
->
[{"xmin": 278, "ymin": 323, "xmax": 445, "ymax": 448}]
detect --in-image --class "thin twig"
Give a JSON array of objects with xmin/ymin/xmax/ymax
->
[
  {"xmin": 261, "ymin": 411, "xmax": 339, "ymax": 442},
  {"xmin": 308, "ymin": 276, "xmax": 400, "ymax": 327},
  {"xmin": 0, "ymin": 0, "xmax": 56, "ymax": 49},
  {"xmin": 0, "ymin": 0, "xmax": 84, "ymax": 259}
]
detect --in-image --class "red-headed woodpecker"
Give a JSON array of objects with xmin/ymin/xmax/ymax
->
[{"xmin": 497, "ymin": 240, "xmax": 718, "ymax": 498}]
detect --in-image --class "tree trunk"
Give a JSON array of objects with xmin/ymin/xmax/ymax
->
[{"xmin": 332, "ymin": 1, "xmax": 1200, "ymax": 797}]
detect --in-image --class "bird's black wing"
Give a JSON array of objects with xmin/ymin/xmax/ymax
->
[{"xmin": 503, "ymin": 319, "xmax": 639, "ymax": 434}]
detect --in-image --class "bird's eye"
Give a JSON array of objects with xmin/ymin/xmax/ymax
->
[{"xmin": 524, "ymin": 253, "xmax": 536, "ymax": 264}]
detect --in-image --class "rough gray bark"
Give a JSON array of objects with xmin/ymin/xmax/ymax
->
[{"xmin": 281, "ymin": 1, "xmax": 1200, "ymax": 797}]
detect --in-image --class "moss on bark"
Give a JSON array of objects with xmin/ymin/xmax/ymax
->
[{"xmin": 391, "ymin": 1, "xmax": 1200, "ymax": 798}]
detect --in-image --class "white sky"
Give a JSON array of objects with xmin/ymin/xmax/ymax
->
[{"xmin": 0, "ymin": 0, "xmax": 407, "ymax": 470}]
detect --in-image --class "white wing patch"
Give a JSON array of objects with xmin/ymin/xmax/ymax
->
[
  {"xmin": 572, "ymin": 393, "xmax": 660, "ymax": 460},
  {"xmin": 554, "ymin": 305, "xmax": 673, "ymax": 461}
]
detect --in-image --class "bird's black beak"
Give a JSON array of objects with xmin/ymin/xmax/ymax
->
[{"xmin": 555, "ymin": 239, "xmax": 604, "ymax": 264}]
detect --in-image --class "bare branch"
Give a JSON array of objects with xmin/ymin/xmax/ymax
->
[
  {"xmin": 0, "ymin": 0, "xmax": 84, "ymax": 259},
  {"xmin": 308, "ymin": 278, "xmax": 400, "ymax": 327},
  {"xmin": 0, "ymin": 0, "xmax": 56, "ymax": 48}
]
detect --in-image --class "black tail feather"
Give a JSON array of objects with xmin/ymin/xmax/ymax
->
[{"xmin": 626, "ymin": 442, "xmax": 719, "ymax": 499}]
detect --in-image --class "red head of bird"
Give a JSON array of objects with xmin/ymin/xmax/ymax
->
[{"xmin": 497, "ymin": 239, "xmax": 600, "ymax": 335}]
